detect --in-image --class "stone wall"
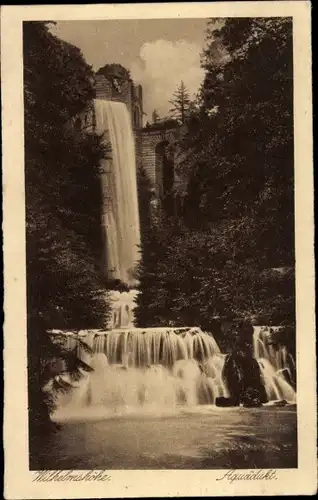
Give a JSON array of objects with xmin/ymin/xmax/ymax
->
[
  {"xmin": 95, "ymin": 74, "xmax": 143, "ymax": 130},
  {"xmin": 137, "ymin": 128, "xmax": 178, "ymax": 195},
  {"xmin": 95, "ymin": 74, "xmax": 113, "ymax": 100}
]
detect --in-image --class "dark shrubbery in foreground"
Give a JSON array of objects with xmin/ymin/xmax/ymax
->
[{"xmin": 24, "ymin": 21, "xmax": 111, "ymax": 437}]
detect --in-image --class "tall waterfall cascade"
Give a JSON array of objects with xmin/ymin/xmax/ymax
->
[
  {"xmin": 94, "ymin": 99, "xmax": 141, "ymax": 286},
  {"xmin": 50, "ymin": 326, "xmax": 296, "ymax": 422}
]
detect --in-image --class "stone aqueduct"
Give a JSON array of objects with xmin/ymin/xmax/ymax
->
[{"xmin": 73, "ymin": 73, "xmax": 183, "ymax": 203}]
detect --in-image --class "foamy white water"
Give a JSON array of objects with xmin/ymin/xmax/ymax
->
[
  {"xmin": 94, "ymin": 99, "xmax": 141, "ymax": 286},
  {"xmin": 107, "ymin": 289, "xmax": 139, "ymax": 329},
  {"xmin": 253, "ymin": 326, "xmax": 296, "ymax": 400},
  {"xmin": 50, "ymin": 327, "xmax": 296, "ymax": 422}
]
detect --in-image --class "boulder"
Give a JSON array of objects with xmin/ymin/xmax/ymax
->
[
  {"xmin": 241, "ymin": 388, "xmax": 263, "ymax": 408},
  {"xmin": 215, "ymin": 396, "xmax": 239, "ymax": 407},
  {"xmin": 271, "ymin": 399, "xmax": 288, "ymax": 407},
  {"xmin": 222, "ymin": 353, "xmax": 243, "ymax": 406},
  {"xmin": 222, "ymin": 351, "xmax": 268, "ymax": 406},
  {"xmin": 235, "ymin": 321, "xmax": 254, "ymax": 350}
]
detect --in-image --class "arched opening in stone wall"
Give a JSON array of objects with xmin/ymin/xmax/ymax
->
[
  {"xmin": 155, "ymin": 140, "xmax": 175, "ymax": 216},
  {"xmin": 133, "ymin": 104, "xmax": 141, "ymax": 129}
]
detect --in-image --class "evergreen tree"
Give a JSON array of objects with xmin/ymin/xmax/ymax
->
[
  {"xmin": 136, "ymin": 166, "xmax": 153, "ymax": 245},
  {"xmin": 135, "ymin": 214, "xmax": 180, "ymax": 328},
  {"xmin": 169, "ymin": 81, "xmax": 191, "ymax": 124}
]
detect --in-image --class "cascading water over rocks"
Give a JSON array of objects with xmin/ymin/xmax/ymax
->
[{"xmin": 50, "ymin": 326, "xmax": 296, "ymax": 421}]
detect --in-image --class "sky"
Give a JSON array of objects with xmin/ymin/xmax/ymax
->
[{"xmin": 50, "ymin": 19, "xmax": 211, "ymax": 119}]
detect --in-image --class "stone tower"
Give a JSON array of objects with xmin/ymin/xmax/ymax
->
[{"xmin": 94, "ymin": 71, "xmax": 143, "ymax": 130}]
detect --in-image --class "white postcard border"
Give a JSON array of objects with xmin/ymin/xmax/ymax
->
[{"xmin": 2, "ymin": 2, "xmax": 315, "ymax": 498}]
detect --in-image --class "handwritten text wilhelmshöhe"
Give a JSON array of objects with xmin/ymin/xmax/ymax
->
[{"xmin": 32, "ymin": 470, "xmax": 111, "ymax": 482}]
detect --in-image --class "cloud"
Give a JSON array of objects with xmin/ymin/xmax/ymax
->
[{"xmin": 130, "ymin": 39, "xmax": 205, "ymax": 120}]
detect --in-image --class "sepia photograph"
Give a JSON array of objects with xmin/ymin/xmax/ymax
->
[
  {"xmin": 25, "ymin": 14, "xmax": 298, "ymax": 471},
  {"xmin": 2, "ymin": 2, "xmax": 315, "ymax": 498}
]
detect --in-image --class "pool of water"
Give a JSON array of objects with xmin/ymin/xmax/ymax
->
[{"xmin": 30, "ymin": 405, "xmax": 297, "ymax": 470}]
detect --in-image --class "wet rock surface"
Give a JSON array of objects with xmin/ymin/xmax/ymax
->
[
  {"xmin": 215, "ymin": 396, "xmax": 239, "ymax": 407},
  {"xmin": 222, "ymin": 351, "xmax": 268, "ymax": 406},
  {"xmin": 270, "ymin": 399, "xmax": 288, "ymax": 407}
]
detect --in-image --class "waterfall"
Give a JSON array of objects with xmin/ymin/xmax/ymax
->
[
  {"xmin": 107, "ymin": 290, "xmax": 139, "ymax": 329},
  {"xmin": 94, "ymin": 99, "xmax": 141, "ymax": 286},
  {"xmin": 253, "ymin": 326, "xmax": 296, "ymax": 393},
  {"xmin": 48, "ymin": 101, "xmax": 296, "ymax": 421},
  {"xmin": 50, "ymin": 326, "xmax": 296, "ymax": 421},
  {"xmin": 52, "ymin": 327, "xmax": 228, "ymax": 420}
]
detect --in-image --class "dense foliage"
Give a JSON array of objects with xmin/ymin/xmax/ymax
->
[
  {"xmin": 136, "ymin": 18, "xmax": 295, "ymax": 347},
  {"xmin": 180, "ymin": 18, "xmax": 294, "ymax": 263},
  {"xmin": 144, "ymin": 118, "xmax": 180, "ymax": 131},
  {"xmin": 96, "ymin": 63, "xmax": 132, "ymax": 81},
  {"xmin": 24, "ymin": 22, "xmax": 110, "ymax": 434}
]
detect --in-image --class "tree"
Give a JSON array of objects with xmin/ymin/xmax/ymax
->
[
  {"xmin": 96, "ymin": 63, "xmax": 131, "ymax": 83},
  {"xmin": 24, "ymin": 22, "xmax": 111, "ymax": 442},
  {"xmin": 24, "ymin": 22, "xmax": 95, "ymax": 127},
  {"xmin": 135, "ymin": 214, "xmax": 178, "ymax": 328},
  {"xmin": 169, "ymin": 81, "xmax": 191, "ymax": 124},
  {"xmin": 179, "ymin": 18, "xmax": 294, "ymax": 265},
  {"xmin": 136, "ymin": 166, "xmax": 153, "ymax": 245},
  {"xmin": 145, "ymin": 118, "xmax": 180, "ymax": 131},
  {"xmin": 136, "ymin": 216, "xmax": 295, "ymax": 350},
  {"xmin": 136, "ymin": 18, "xmax": 295, "ymax": 350}
]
